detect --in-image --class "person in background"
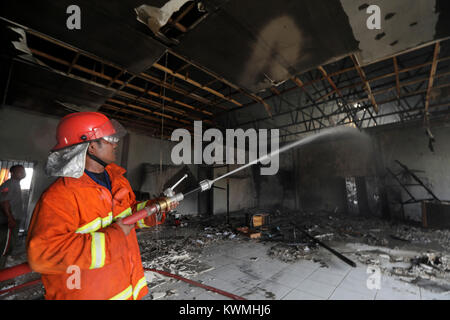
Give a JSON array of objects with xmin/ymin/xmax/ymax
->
[{"xmin": 0, "ymin": 165, "xmax": 26, "ymax": 268}]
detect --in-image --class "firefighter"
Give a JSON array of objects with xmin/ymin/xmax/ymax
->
[{"xmin": 26, "ymin": 112, "xmax": 178, "ymax": 299}]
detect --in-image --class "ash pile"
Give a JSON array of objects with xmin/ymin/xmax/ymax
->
[
  {"xmin": 242, "ymin": 209, "xmax": 450, "ymax": 287},
  {"xmin": 137, "ymin": 214, "xmax": 239, "ymax": 293}
]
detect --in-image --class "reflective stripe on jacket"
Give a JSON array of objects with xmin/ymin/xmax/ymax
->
[{"xmin": 26, "ymin": 163, "xmax": 164, "ymax": 300}]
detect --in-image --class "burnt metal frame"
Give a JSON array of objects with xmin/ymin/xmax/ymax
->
[{"xmin": 3, "ymin": 16, "xmax": 450, "ymax": 141}]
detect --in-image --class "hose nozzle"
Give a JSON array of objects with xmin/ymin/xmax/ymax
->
[
  {"xmin": 122, "ymin": 193, "xmax": 184, "ymax": 225},
  {"xmin": 199, "ymin": 179, "xmax": 213, "ymax": 192}
]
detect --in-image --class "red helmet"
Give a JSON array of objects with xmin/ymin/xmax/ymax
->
[{"xmin": 52, "ymin": 112, "xmax": 126, "ymax": 151}]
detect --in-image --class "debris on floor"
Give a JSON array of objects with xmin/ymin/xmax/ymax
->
[
  {"xmin": 137, "ymin": 215, "xmax": 242, "ymax": 291},
  {"xmin": 267, "ymin": 243, "xmax": 317, "ymax": 263},
  {"xmin": 2, "ymin": 208, "xmax": 450, "ymax": 299}
]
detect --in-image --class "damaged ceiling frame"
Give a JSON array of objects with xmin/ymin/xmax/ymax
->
[
  {"xmin": 26, "ymin": 45, "xmax": 201, "ymax": 131},
  {"xmin": 167, "ymin": 49, "xmax": 274, "ymax": 118},
  {"xmin": 134, "ymin": 1, "xmax": 277, "ymax": 118},
  {"xmin": 2, "ymin": 7, "xmax": 449, "ymax": 141},
  {"xmin": 135, "ymin": 0, "xmax": 209, "ymax": 45},
  {"xmin": 24, "ymin": 31, "xmax": 213, "ymax": 121},
  {"xmin": 241, "ymin": 45, "xmax": 450, "ymax": 112},
  {"xmin": 4, "ymin": 21, "xmax": 263, "ymax": 138},
  {"xmin": 230, "ymin": 39, "xmax": 450, "ymax": 140}
]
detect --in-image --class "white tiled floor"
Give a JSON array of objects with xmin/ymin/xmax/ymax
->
[{"xmin": 148, "ymin": 240, "xmax": 450, "ymax": 300}]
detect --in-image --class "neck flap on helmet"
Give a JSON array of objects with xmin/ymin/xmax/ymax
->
[{"xmin": 45, "ymin": 143, "xmax": 89, "ymax": 178}]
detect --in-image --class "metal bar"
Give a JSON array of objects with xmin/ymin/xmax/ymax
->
[
  {"xmin": 395, "ymin": 160, "xmax": 440, "ymax": 201},
  {"xmin": 237, "ymin": 78, "xmax": 450, "ymax": 132},
  {"xmin": 278, "ymin": 101, "xmax": 450, "ymax": 138},
  {"xmin": 351, "ymin": 54, "xmax": 379, "ymax": 113},
  {"xmin": 229, "ymin": 53, "xmax": 450, "ymax": 116},
  {"xmin": 318, "ymin": 66, "xmax": 360, "ymax": 127},
  {"xmin": 168, "ymin": 49, "xmax": 273, "ymax": 117},
  {"xmin": 2, "ymin": 58, "xmax": 13, "ymax": 105},
  {"xmin": 291, "ymin": 222, "xmax": 356, "ymax": 268},
  {"xmin": 152, "ymin": 62, "xmax": 243, "ymax": 107},
  {"xmin": 25, "ymin": 27, "xmax": 224, "ymax": 114},
  {"xmin": 28, "ymin": 47, "xmax": 215, "ymax": 123},
  {"xmin": 424, "ymin": 42, "xmax": 441, "ymax": 126},
  {"xmin": 386, "ymin": 168, "xmax": 416, "ymax": 201},
  {"xmin": 393, "ymin": 56, "xmax": 401, "ymax": 98}
]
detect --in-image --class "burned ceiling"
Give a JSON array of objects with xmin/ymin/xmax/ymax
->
[
  {"xmin": 175, "ymin": 0, "xmax": 360, "ymax": 92},
  {"xmin": 0, "ymin": 0, "xmax": 167, "ymax": 74},
  {"xmin": 0, "ymin": 0, "xmax": 449, "ymax": 141}
]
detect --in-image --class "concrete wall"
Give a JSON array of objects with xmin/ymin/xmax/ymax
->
[
  {"xmin": 125, "ymin": 131, "xmax": 199, "ymax": 215},
  {"xmin": 295, "ymin": 129, "xmax": 377, "ymax": 214},
  {"xmin": 125, "ymin": 132, "xmax": 175, "ymax": 191},
  {"xmin": 213, "ymin": 165, "xmax": 257, "ymax": 215},
  {"xmin": 255, "ymin": 149, "xmax": 297, "ymax": 210},
  {"xmin": 290, "ymin": 121, "xmax": 450, "ymax": 222},
  {"xmin": 211, "ymin": 121, "xmax": 450, "ymax": 224},
  {"xmin": 373, "ymin": 121, "xmax": 450, "ymax": 222},
  {"xmin": 212, "ymin": 148, "xmax": 298, "ymax": 215}
]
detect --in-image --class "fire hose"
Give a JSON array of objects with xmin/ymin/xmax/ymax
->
[
  {"xmin": 0, "ymin": 263, "xmax": 245, "ymax": 300},
  {"xmin": 143, "ymin": 268, "xmax": 245, "ymax": 300}
]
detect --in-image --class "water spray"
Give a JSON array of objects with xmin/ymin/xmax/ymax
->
[
  {"xmin": 123, "ymin": 127, "xmax": 360, "ymax": 225},
  {"xmin": 122, "ymin": 127, "xmax": 359, "ymax": 267}
]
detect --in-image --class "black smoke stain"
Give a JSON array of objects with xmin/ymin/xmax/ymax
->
[
  {"xmin": 358, "ymin": 3, "xmax": 369, "ymax": 11},
  {"xmin": 385, "ymin": 12, "xmax": 396, "ymax": 20},
  {"xmin": 410, "ymin": 22, "xmax": 418, "ymax": 27},
  {"xmin": 375, "ymin": 32, "xmax": 386, "ymax": 40}
]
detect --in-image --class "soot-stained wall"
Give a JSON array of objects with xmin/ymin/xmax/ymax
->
[
  {"xmin": 291, "ymin": 121, "xmax": 450, "ymax": 222},
  {"xmin": 373, "ymin": 121, "xmax": 450, "ymax": 222},
  {"xmin": 295, "ymin": 129, "xmax": 377, "ymax": 214}
]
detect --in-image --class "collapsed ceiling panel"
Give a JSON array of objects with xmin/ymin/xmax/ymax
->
[
  {"xmin": 135, "ymin": 0, "xmax": 192, "ymax": 35},
  {"xmin": 341, "ymin": 0, "xmax": 450, "ymax": 65},
  {"xmin": 0, "ymin": 0, "xmax": 167, "ymax": 73},
  {"xmin": 174, "ymin": 0, "xmax": 359, "ymax": 92}
]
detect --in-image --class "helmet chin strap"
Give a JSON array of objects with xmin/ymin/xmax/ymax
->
[{"xmin": 87, "ymin": 152, "xmax": 108, "ymax": 168}]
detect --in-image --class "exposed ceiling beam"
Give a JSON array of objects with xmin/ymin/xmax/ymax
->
[
  {"xmin": 102, "ymin": 103, "xmax": 192, "ymax": 134},
  {"xmin": 152, "ymin": 62, "xmax": 243, "ymax": 107},
  {"xmin": 351, "ymin": 55, "xmax": 379, "ymax": 113},
  {"xmin": 25, "ymin": 28, "xmax": 226, "ymax": 115},
  {"xmin": 28, "ymin": 48, "xmax": 214, "ymax": 126},
  {"xmin": 317, "ymin": 65, "xmax": 361, "ymax": 127},
  {"xmin": 168, "ymin": 49, "xmax": 273, "ymax": 117},
  {"xmin": 347, "ymin": 70, "xmax": 450, "ymax": 105},
  {"xmin": 424, "ymin": 41, "xmax": 441, "ymax": 126},
  {"xmin": 278, "ymin": 101, "xmax": 450, "ymax": 139},
  {"xmin": 393, "ymin": 56, "xmax": 401, "ymax": 98}
]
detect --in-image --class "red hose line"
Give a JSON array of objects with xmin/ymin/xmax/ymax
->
[
  {"xmin": 1, "ymin": 263, "xmax": 246, "ymax": 300},
  {"xmin": 144, "ymin": 268, "xmax": 246, "ymax": 300},
  {"xmin": 0, "ymin": 279, "xmax": 42, "ymax": 295},
  {"xmin": 0, "ymin": 262, "xmax": 33, "ymax": 282}
]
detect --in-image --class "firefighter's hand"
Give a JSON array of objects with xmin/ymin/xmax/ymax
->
[
  {"xmin": 116, "ymin": 218, "xmax": 135, "ymax": 236},
  {"xmin": 168, "ymin": 201, "xmax": 179, "ymax": 211},
  {"xmin": 7, "ymin": 216, "xmax": 16, "ymax": 229}
]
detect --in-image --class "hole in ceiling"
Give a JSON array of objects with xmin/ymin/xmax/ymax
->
[{"xmin": 135, "ymin": 1, "xmax": 208, "ymax": 45}]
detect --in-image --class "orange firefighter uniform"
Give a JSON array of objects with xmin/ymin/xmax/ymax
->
[{"xmin": 27, "ymin": 163, "xmax": 164, "ymax": 300}]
